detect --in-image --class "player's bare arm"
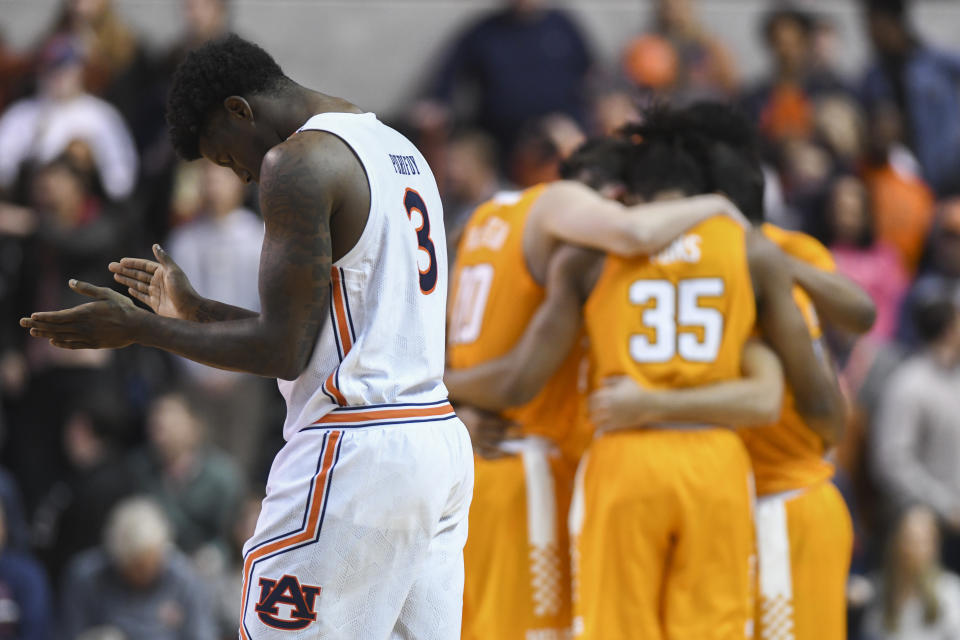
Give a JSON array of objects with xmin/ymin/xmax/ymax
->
[
  {"xmin": 444, "ymin": 245, "xmax": 598, "ymax": 410},
  {"xmin": 787, "ymin": 255, "xmax": 877, "ymax": 334},
  {"xmin": 589, "ymin": 338, "xmax": 785, "ymax": 433},
  {"xmin": 21, "ymin": 133, "xmax": 362, "ymax": 380},
  {"xmin": 748, "ymin": 232, "xmax": 845, "ymax": 446},
  {"xmin": 532, "ymin": 181, "xmax": 747, "ymax": 258}
]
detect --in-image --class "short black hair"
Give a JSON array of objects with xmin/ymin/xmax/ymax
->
[
  {"xmin": 559, "ymin": 137, "xmax": 630, "ymax": 189},
  {"xmin": 865, "ymin": 0, "xmax": 907, "ymax": 19},
  {"xmin": 762, "ymin": 6, "xmax": 815, "ymax": 44},
  {"xmin": 914, "ymin": 297, "xmax": 957, "ymax": 344},
  {"xmin": 628, "ymin": 102, "xmax": 766, "ymax": 221},
  {"xmin": 625, "ymin": 140, "xmax": 705, "ymax": 201},
  {"xmin": 167, "ymin": 33, "xmax": 286, "ymax": 160}
]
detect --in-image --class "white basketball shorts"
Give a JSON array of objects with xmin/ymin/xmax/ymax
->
[{"xmin": 239, "ymin": 401, "xmax": 474, "ymax": 639}]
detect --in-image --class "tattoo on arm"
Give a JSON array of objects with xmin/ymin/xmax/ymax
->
[
  {"xmin": 131, "ymin": 138, "xmax": 338, "ymax": 379},
  {"xmin": 191, "ymin": 299, "xmax": 259, "ymax": 323}
]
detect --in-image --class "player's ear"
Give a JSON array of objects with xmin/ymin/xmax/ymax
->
[{"xmin": 224, "ymin": 96, "xmax": 254, "ymax": 123}]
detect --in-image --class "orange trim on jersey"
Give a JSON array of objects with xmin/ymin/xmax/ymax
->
[
  {"xmin": 239, "ymin": 430, "xmax": 342, "ymax": 640},
  {"xmin": 313, "ymin": 402, "xmax": 454, "ymax": 424},
  {"xmin": 330, "ymin": 268, "xmax": 353, "ymax": 354},
  {"xmin": 323, "ymin": 372, "xmax": 347, "ymax": 406}
]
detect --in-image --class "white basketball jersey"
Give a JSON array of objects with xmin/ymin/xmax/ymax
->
[{"xmin": 277, "ymin": 112, "xmax": 449, "ymax": 438}]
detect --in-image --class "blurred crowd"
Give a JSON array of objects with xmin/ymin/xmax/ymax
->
[{"xmin": 0, "ymin": 0, "xmax": 958, "ymax": 637}]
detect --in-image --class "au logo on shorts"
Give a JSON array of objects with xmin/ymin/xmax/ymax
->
[{"xmin": 255, "ymin": 575, "xmax": 322, "ymax": 630}]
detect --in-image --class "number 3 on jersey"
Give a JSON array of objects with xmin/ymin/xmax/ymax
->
[
  {"xmin": 403, "ymin": 188, "xmax": 438, "ymax": 294},
  {"xmin": 630, "ymin": 278, "xmax": 724, "ymax": 363}
]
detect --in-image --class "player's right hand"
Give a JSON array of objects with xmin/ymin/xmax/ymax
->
[
  {"xmin": 109, "ymin": 244, "xmax": 200, "ymax": 321},
  {"xmin": 456, "ymin": 405, "xmax": 518, "ymax": 459}
]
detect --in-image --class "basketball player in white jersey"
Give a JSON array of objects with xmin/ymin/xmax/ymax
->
[{"xmin": 21, "ymin": 35, "xmax": 473, "ymax": 639}]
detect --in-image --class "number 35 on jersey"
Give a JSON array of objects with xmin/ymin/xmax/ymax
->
[{"xmin": 629, "ymin": 277, "xmax": 725, "ymax": 364}]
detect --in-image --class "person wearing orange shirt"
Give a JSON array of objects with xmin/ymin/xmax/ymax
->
[
  {"xmin": 588, "ymin": 104, "xmax": 875, "ymax": 640},
  {"xmin": 446, "ymin": 123, "xmax": 843, "ymax": 639},
  {"xmin": 448, "ymin": 137, "xmax": 748, "ymax": 640}
]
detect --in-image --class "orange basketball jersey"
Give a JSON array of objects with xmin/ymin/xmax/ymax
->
[
  {"xmin": 738, "ymin": 224, "xmax": 836, "ymax": 496},
  {"xmin": 448, "ymin": 186, "xmax": 585, "ymax": 454},
  {"xmin": 583, "ymin": 215, "xmax": 755, "ymax": 392}
]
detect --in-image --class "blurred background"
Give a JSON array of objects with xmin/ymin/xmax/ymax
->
[{"xmin": 1, "ymin": 0, "xmax": 960, "ymax": 638}]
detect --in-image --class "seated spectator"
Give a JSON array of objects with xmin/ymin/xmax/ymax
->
[
  {"xmin": 861, "ymin": 0, "xmax": 960, "ymax": 197},
  {"xmin": 861, "ymin": 101, "xmax": 935, "ymax": 274},
  {"xmin": 742, "ymin": 5, "xmax": 849, "ymax": 143},
  {"xmin": 414, "ymin": 0, "xmax": 592, "ymax": 163},
  {"xmin": 862, "ymin": 505, "xmax": 960, "ymax": 639},
  {"xmin": 508, "ymin": 114, "xmax": 584, "ymax": 188},
  {"xmin": 442, "ymin": 130, "xmax": 502, "ymax": 249},
  {"xmin": 592, "ymin": 90, "xmax": 641, "ymax": 138},
  {"xmin": 2, "ymin": 156, "xmax": 127, "ymax": 512},
  {"xmin": 166, "ymin": 162, "xmax": 269, "ymax": 477},
  {"xmin": 814, "ymin": 95, "xmax": 865, "ymax": 167},
  {"xmin": 193, "ymin": 493, "xmax": 260, "ymax": 640},
  {"xmin": 40, "ymin": 0, "xmax": 146, "ymax": 103},
  {"xmin": 896, "ymin": 201, "xmax": 960, "ymax": 345},
  {"xmin": 163, "ymin": 0, "xmax": 231, "ymax": 72},
  {"xmin": 0, "ymin": 36, "xmax": 137, "ymax": 203},
  {"xmin": 824, "ymin": 174, "xmax": 908, "ymax": 343},
  {"xmin": 60, "ymin": 497, "xmax": 216, "ymax": 640},
  {"xmin": 623, "ymin": 0, "xmax": 737, "ymax": 99},
  {"xmin": 127, "ymin": 392, "xmax": 242, "ymax": 555},
  {"xmin": 774, "ymin": 137, "xmax": 838, "ymax": 228},
  {"xmin": 32, "ymin": 389, "xmax": 136, "ymax": 585},
  {"xmin": 873, "ymin": 298, "xmax": 960, "ymax": 573},
  {"xmin": 0, "ymin": 502, "xmax": 52, "ymax": 640}
]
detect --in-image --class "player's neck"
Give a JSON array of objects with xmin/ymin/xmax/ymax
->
[{"xmin": 263, "ymin": 85, "xmax": 364, "ymax": 141}]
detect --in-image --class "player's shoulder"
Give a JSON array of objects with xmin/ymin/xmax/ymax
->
[
  {"xmin": 761, "ymin": 223, "xmax": 834, "ymax": 270},
  {"xmin": 259, "ymin": 131, "xmax": 363, "ymax": 201}
]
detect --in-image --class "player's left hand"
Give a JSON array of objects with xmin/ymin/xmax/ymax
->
[
  {"xmin": 457, "ymin": 405, "xmax": 519, "ymax": 459},
  {"xmin": 589, "ymin": 376, "xmax": 657, "ymax": 433},
  {"xmin": 20, "ymin": 280, "xmax": 142, "ymax": 350}
]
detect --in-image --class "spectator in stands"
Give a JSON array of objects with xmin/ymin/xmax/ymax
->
[
  {"xmin": 622, "ymin": 0, "xmax": 737, "ymax": 100},
  {"xmin": 861, "ymin": 0, "xmax": 960, "ymax": 196},
  {"xmin": 0, "ymin": 36, "xmax": 138, "ymax": 203},
  {"xmin": 0, "ymin": 502, "xmax": 52, "ymax": 640},
  {"xmin": 862, "ymin": 505, "xmax": 960, "ymax": 639},
  {"xmin": 814, "ymin": 94, "xmax": 865, "ymax": 167},
  {"xmin": 861, "ymin": 101, "xmax": 935, "ymax": 275},
  {"xmin": 415, "ymin": 0, "xmax": 592, "ymax": 162},
  {"xmin": 32, "ymin": 390, "xmax": 135, "ymax": 585},
  {"xmin": 60, "ymin": 497, "xmax": 216, "ymax": 640},
  {"xmin": 774, "ymin": 137, "xmax": 838, "ymax": 230},
  {"xmin": 193, "ymin": 493, "xmax": 260, "ymax": 640},
  {"xmin": 742, "ymin": 5, "xmax": 849, "ymax": 143},
  {"xmin": 442, "ymin": 130, "xmax": 501, "ymax": 251},
  {"xmin": 873, "ymin": 298, "xmax": 960, "ymax": 573},
  {"xmin": 3, "ymin": 156, "xmax": 127, "ymax": 512},
  {"xmin": 166, "ymin": 163, "xmax": 267, "ymax": 477},
  {"xmin": 508, "ymin": 114, "xmax": 584, "ymax": 188},
  {"xmin": 824, "ymin": 174, "xmax": 908, "ymax": 343},
  {"xmin": 139, "ymin": 0, "xmax": 233, "ymax": 246},
  {"xmin": 164, "ymin": 0, "xmax": 231, "ymax": 69},
  {"xmin": 40, "ymin": 0, "xmax": 150, "ymax": 120},
  {"xmin": 896, "ymin": 201, "xmax": 960, "ymax": 345},
  {"xmin": 127, "ymin": 392, "xmax": 242, "ymax": 555}
]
